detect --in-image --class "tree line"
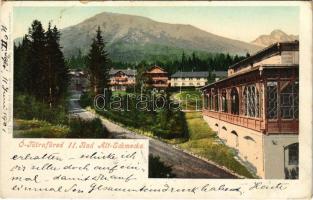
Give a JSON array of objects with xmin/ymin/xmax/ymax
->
[
  {"xmin": 15, "ymin": 21, "xmax": 112, "ymax": 101},
  {"xmin": 14, "ymin": 20, "xmax": 110, "ymax": 138},
  {"xmin": 67, "ymin": 49, "xmax": 246, "ymax": 75}
]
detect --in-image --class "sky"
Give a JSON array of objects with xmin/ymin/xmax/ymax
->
[{"xmin": 13, "ymin": 6, "xmax": 299, "ymax": 42}]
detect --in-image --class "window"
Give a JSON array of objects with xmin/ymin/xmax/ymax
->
[
  {"xmin": 231, "ymin": 88, "xmax": 239, "ymax": 115},
  {"xmin": 288, "ymin": 143, "xmax": 299, "ymax": 165},
  {"xmin": 280, "ymin": 81, "xmax": 299, "ymax": 119},
  {"xmin": 244, "ymin": 84, "xmax": 260, "ymax": 117},
  {"xmin": 209, "ymin": 93, "xmax": 214, "ymax": 110},
  {"xmin": 204, "ymin": 94, "xmax": 209, "ymax": 109},
  {"xmin": 214, "ymin": 91, "xmax": 219, "ymax": 111},
  {"xmin": 284, "ymin": 143, "xmax": 299, "ymax": 179},
  {"xmin": 267, "ymin": 81, "xmax": 299, "ymax": 120},
  {"xmin": 267, "ymin": 81, "xmax": 278, "ymax": 119},
  {"xmin": 221, "ymin": 90, "xmax": 227, "ymax": 112}
]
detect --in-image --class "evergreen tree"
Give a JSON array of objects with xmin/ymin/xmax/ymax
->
[
  {"xmin": 45, "ymin": 24, "xmax": 69, "ymax": 105},
  {"xmin": 234, "ymin": 55, "xmax": 240, "ymax": 62},
  {"xmin": 181, "ymin": 51, "xmax": 186, "ymax": 70},
  {"xmin": 134, "ymin": 61, "xmax": 150, "ymax": 93},
  {"xmin": 191, "ymin": 52, "xmax": 197, "ymax": 70},
  {"xmin": 67, "ymin": 49, "xmax": 87, "ymax": 69},
  {"xmin": 45, "ymin": 23, "xmax": 56, "ymax": 106},
  {"xmin": 14, "ymin": 35, "xmax": 31, "ymax": 93},
  {"xmin": 87, "ymin": 26, "xmax": 110, "ymax": 95},
  {"xmin": 28, "ymin": 20, "xmax": 46, "ymax": 101}
]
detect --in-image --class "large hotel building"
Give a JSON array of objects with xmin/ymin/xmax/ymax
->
[{"xmin": 201, "ymin": 41, "xmax": 299, "ymax": 179}]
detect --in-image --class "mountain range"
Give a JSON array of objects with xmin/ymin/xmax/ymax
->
[
  {"xmin": 15, "ymin": 12, "xmax": 298, "ymax": 63},
  {"xmin": 251, "ymin": 29, "xmax": 299, "ymax": 47},
  {"xmin": 59, "ymin": 12, "xmax": 261, "ymax": 62}
]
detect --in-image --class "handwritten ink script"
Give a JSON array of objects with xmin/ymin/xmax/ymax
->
[
  {"xmin": 0, "ymin": 24, "xmax": 9, "ymax": 134},
  {"xmin": 5, "ymin": 139, "xmax": 291, "ymax": 197},
  {"xmin": 8, "ymin": 139, "xmax": 148, "ymax": 195}
]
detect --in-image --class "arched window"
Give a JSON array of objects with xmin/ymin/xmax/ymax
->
[
  {"xmin": 244, "ymin": 84, "xmax": 260, "ymax": 117},
  {"xmin": 221, "ymin": 90, "xmax": 227, "ymax": 112},
  {"xmin": 231, "ymin": 87, "xmax": 239, "ymax": 115},
  {"xmin": 222, "ymin": 126, "xmax": 227, "ymax": 131},
  {"xmin": 231, "ymin": 130, "xmax": 239, "ymax": 147}
]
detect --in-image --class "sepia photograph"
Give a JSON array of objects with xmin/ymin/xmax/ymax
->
[{"xmin": 12, "ymin": 5, "xmax": 300, "ymax": 181}]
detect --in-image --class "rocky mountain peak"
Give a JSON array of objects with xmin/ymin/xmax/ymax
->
[{"xmin": 251, "ymin": 29, "xmax": 298, "ymax": 47}]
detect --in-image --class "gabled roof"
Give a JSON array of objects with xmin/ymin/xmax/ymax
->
[
  {"xmin": 146, "ymin": 65, "xmax": 167, "ymax": 74},
  {"xmin": 109, "ymin": 69, "xmax": 136, "ymax": 76},
  {"xmin": 229, "ymin": 41, "xmax": 299, "ymax": 70},
  {"xmin": 201, "ymin": 64, "xmax": 298, "ymax": 90}
]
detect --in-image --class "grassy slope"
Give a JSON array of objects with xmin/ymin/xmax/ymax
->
[
  {"xmin": 13, "ymin": 119, "xmax": 69, "ymax": 138},
  {"xmin": 178, "ymin": 112, "xmax": 254, "ymax": 178},
  {"xmin": 172, "ymin": 90, "xmax": 203, "ymax": 111}
]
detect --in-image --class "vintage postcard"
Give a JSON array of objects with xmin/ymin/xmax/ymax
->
[{"xmin": 0, "ymin": 1, "xmax": 312, "ymax": 199}]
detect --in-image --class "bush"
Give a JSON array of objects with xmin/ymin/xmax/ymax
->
[
  {"xmin": 94, "ymin": 91, "xmax": 188, "ymax": 139},
  {"xmin": 67, "ymin": 117, "xmax": 109, "ymax": 138},
  {"xmin": 79, "ymin": 92, "xmax": 93, "ymax": 108},
  {"xmin": 152, "ymin": 109, "xmax": 188, "ymax": 139},
  {"xmin": 14, "ymin": 94, "xmax": 68, "ymax": 125},
  {"xmin": 125, "ymin": 86, "xmax": 135, "ymax": 93},
  {"xmin": 148, "ymin": 154, "xmax": 176, "ymax": 178}
]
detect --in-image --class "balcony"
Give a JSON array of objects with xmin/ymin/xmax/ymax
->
[
  {"xmin": 110, "ymin": 81, "xmax": 134, "ymax": 86},
  {"xmin": 152, "ymin": 77, "xmax": 168, "ymax": 81},
  {"xmin": 203, "ymin": 109, "xmax": 264, "ymax": 132},
  {"xmin": 115, "ymin": 77, "xmax": 128, "ymax": 82},
  {"xmin": 202, "ymin": 109, "xmax": 298, "ymax": 134}
]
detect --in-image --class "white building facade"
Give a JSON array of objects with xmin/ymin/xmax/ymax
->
[{"xmin": 171, "ymin": 71, "xmax": 226, "ymax": 87}]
